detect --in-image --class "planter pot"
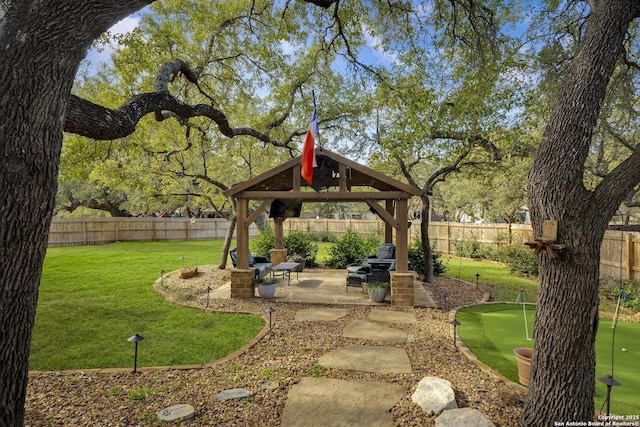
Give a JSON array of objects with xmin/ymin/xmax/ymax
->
[
  {"xmin": 367, "ymin": 287, "xmax": 387, "ymax": 303},
  {"xmin": 258, "ymin": 283, "xmax": 276, "ymax": 299},
  {"xmin": 513, "ymin": 348, "xmax": 533, "ymax": 386}
]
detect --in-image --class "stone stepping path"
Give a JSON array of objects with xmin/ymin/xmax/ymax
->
[
  {"xmin": 342, "ymin": 319, "xmax": 414, "ymax": 343},
  {"xmin": 294, "ymin": 307, "xmax": 348, "ymax": 321},
  {"xmin": 369, "ymin": 307, "xmax": 417, "ymax": 324},
  {"xmin": 319, "ymin": 344, "xmax": 412, "ymax": 374},
  {"xmin": 280, "ymin": 377, "xmax": 404, "ymax": 427}
]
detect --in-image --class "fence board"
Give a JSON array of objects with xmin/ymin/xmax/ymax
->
[{"xmin": 48, "ymin": 218, "xmax": 640, "ymax": 281}]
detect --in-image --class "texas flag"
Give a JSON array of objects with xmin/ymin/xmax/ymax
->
[{"xmin": 301, "ymin": 107, "xmax": 318, "ymax": 185}]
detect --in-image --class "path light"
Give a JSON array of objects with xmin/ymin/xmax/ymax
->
[
  {"xmin": 127, "ymin": 333, "xmax": 145, "ymax": 374},
  {"xmin": 265, "ymin": 307, "xmax": 276, "ymax": 331},
  {"xmin": 475, "ymin": 273, "xmax": 480, "ymax": 289},
  {"xmin": 598, "ymin": 375, "xmax": 621, "ymax": 417},
  {"xmin": 181, "ymin": 256, "xmax": 185, "ymax": 268},
  {"xmin": 442, "ymin": 291, "xmax": 449, "ymax": 313},
  {"xmin": 449, "ymin": 319, "xmax": 461, "ymax": 348},
  {"xmin": 206, "ymin": 286, "xmax": 212, "ymax": 308},
  {"xmin": 160, "ymin": 270, "xmax": 164, "ymax": 289}
]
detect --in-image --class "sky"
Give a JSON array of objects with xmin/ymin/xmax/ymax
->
[{"xmin": 81, "ymin": 9, "xmax": 148, "ymax": 74}]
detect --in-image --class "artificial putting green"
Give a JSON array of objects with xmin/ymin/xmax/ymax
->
[{"xmin": 456, "ymin": 303, "xmax": 640, "ymax": 416}]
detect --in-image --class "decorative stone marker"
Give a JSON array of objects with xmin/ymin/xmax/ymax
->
[
  {"xmin": 411, "ymin": 376, "xmax": 458, "ymax": 415},
  {"xmin": 157, "ymin": 403, "xmax": 195, "ymax": 423},
  {"xmin": 435, "ymin": 407, "xmax": 496, "ymax": 427},
  {"xmin": 216, "ymin": 387, "xmax": 252, "ymax": 401}
]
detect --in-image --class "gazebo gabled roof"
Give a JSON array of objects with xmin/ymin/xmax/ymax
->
[{"xmin": 224, "ymin": 147, "xmax": 423, "ymax": 200}]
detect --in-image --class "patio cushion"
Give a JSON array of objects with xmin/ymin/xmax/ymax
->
[{"xmin": 376, "ymin": 243, "xmax": 395, "ymax": 259}]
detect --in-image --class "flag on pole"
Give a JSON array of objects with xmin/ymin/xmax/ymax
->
[{"xmin": 301, "ymin": 106, "xmax": 318, "ymax": 185}]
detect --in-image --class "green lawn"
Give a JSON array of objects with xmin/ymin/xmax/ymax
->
[
  {"xmin": 444, "ymin": 256, "xmax": 539, "ymax": 302},
  {"xmin": 31, "ymin": 241, "xmax": 264, "ymax": 371},
  {"xmin": 456, "ymin": 304, "xmax": 640, "ymax": 416}
]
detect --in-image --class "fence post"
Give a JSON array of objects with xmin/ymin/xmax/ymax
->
[{"xmin": 625, "ymin": 233, "xmax": 634, "ymax": 280}]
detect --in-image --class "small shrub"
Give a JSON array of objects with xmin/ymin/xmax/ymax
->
[
  {"xmin": 494, "ymin": 244, "xmax": 539, "ymax": 276},
  {"xmin": 307, "ymin": 231, "xmax": 337, "ymax": 243},
  {"xmin": 599, "ymin": 277, "xmax": 640, "ymax": 312},
  {"xmin": 326, "ymin": 229, "xmax": 379, "ymax": 269},
  {"xmin": 408, "ymin": 240, "xmax": 448, "ymax": 277},
  {"xmin": 250, "ymin": 225, "xmax": 275, "ymax": 258},
  {"xmin": 284, "ymin": 230, "xmax": 319, "ymax": 267},
  {"xmin": 453, "ymin": 238, "xmax": 483, "ymax": 258}
]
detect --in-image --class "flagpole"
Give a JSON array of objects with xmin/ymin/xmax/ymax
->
[
  {"xmin": 518, "ymin": 289, "xmax": 531, "ymax": 340},
  {"xmin": 311, "ymin": 90, "xmax": 321, "ymax": 149}
]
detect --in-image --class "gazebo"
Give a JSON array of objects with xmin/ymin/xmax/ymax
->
[{"xmin": 223, "ymin": 147, "xmax": 423, "ymax": 306}]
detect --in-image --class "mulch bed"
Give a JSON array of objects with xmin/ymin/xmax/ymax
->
[{"xmin": 25, "ymin": 268, "xmax": 522, "ymax": 426}]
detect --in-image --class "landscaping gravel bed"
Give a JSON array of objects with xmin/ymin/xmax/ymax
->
[{"xmin": 25, "ymin": 267, "xmax": 523, "ymax": 426}]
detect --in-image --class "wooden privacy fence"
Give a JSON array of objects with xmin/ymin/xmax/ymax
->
[
  {"xmin": 48, "ymin": 218, "xmax": 260, "ymax": 246},
  {"xmin": 49, "ymin": 218, "xmax": 640, "ymax": 280}
]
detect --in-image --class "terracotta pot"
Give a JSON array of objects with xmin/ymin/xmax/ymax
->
[{"xmin": 513, "ymin": 348, "xmax": 533, "ymax": 386}]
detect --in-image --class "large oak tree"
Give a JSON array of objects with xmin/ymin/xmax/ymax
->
[{"xmin": 2, "ymin": 0, "xmax": 640, "ymax": 426}]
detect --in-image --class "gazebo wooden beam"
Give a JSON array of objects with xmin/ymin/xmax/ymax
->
[
  {"xmin": 234, "ymin": 191, "xmax": 412, "ymax": 201},
  {"xmin": 365, "ymin": 199, "xmax": 398, "ymax": 228},
  {"xmin": 246, "ymin": 199, "xmax": 273, "ymax": 226}
]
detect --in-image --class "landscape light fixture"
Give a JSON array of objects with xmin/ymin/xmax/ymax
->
[
  {"xmin": 181, "ymin": 256, "xmax": 185, "ymax": 268},
  {"xmin": 127, "ymin": 333, "xmax": 145, "ymax": 374},
  {"xmin": 475, "ymin": 273, "xmax": 480, "ymax": 289},
  {"xmin": 597, "ymin": 375, "xmax": 621, "ymax": 417},
  {"xmin": 449, "ymin": 319, "xmax": 461, "ymax": 347},
  {"xmin": 160, "ymin": 270, "xmax": 164, "ymax": 288},
  {"xmin": 206, "ymin": 286, "xmax": 212, "ymax": 308},
  {"xmin": 442, "ymin": 291, "xmax": 449, "ymax": 313},
  {"xmin": 265, "ymin": 307, "xmax": 276, "ymax": 331}
]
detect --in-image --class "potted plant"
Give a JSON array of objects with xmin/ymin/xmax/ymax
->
[
  {"xmin": 513, "ymin": 348, "xmax": 533, "ymax": 386},
  {"xmin": 365, "ymin": 281, "xmax": 389, "ymax": 303},
  {"xmin": 289, "ymin": 255, "xmax": 306, "ymax": 273},
  {"xmin": 255, "ymin": 277, "xmax": 278, "ymax": 299}
]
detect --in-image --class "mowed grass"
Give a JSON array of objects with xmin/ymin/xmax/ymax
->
[
  {"xmin": 456, "ymin": 304, "xmax": 640, "ymax": 416},
  {"xmin": 31, "ymin": 241, "xmax": 264, "ymax": 371},
  {"xmin": 444, "ymin": 256, "xmax": 539, "ymax": 302}
]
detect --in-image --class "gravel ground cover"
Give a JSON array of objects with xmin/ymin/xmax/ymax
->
[{"xmin": 25, "ymin": 267, "xmax": 523, "ymax": 426}]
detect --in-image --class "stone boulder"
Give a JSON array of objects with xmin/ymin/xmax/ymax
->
[
  {"xmin": 179, "ymin": 267, "xmax": 198, "ymax": 279},
  {"xmin": 435, "ymin": 407, "xmax": 496, "ymax": 427},
  {"xmin": 411, "ymin": 376, "xmax": 457, "ymax": 415}
]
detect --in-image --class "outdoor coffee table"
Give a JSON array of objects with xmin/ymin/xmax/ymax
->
[{"xmin": 271, "ymin": 262, "xmax": 300, "ymax": 286}]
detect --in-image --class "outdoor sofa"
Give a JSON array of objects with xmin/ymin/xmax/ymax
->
[{"xmin": 230, "ymin": 248, "xmax": 272, "ymax": 280}]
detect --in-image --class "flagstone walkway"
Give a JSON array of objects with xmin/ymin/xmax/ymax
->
[{"xmin": 281, "ymin": 307, "xmax": 417, "ymax": 426}]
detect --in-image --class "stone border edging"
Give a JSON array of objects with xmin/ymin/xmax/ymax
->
[
  {"xmin": 28, "ymin": 275, "xmax": 270, "ymax": 378},
  {"xmin": 445, "ymin": 277, "xmax": 527, "ymax": 399}
]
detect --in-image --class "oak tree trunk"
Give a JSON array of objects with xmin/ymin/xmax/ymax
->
[
  {"xmin": 0, "ymin": 2, "xmax": 152, "ymax": 424},
  {"xmin": 420, "ymin": 194, "xmax": 435, "ymax": 283},
  {"xmin": 524, "ymin": 2, "xmax": 640, "ymax": 425}
]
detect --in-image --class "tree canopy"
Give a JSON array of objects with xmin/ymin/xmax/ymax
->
[{"xmin": 3, "ymin": 0, "xmax": 640, "ymax": 425}]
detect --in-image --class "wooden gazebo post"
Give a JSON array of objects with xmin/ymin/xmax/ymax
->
[
  {"xmin": 229, "ymin": 198, "xmax": 256, "ymax": 298},
  {"xmin": 270, "ymin": 217, "xmax": 287, "ymax": 266}
]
